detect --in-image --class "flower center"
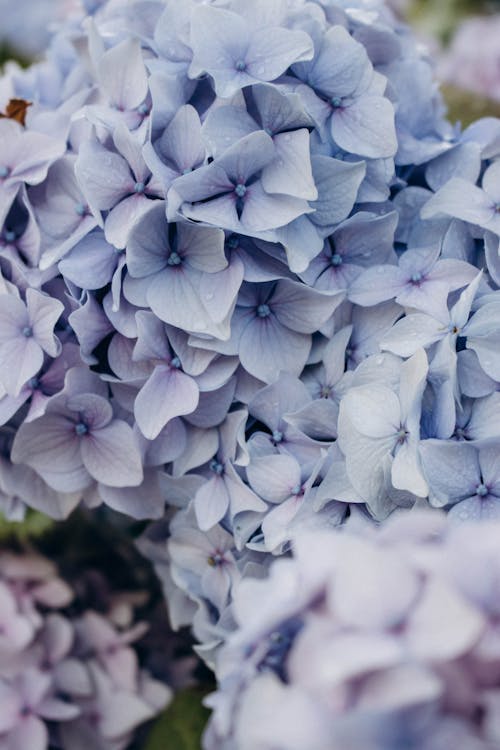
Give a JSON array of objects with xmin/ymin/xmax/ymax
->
[
  {"xmin": 272, "ymin": 430, "xmax": 283, "ymax": 444},
  {"xmin": 210, "ymin": 459, "xmax": 224, "ymax": 475},
  {"xmin": 134, "ymin": 181, "xmax": 145, "ymax": 194},
  {"xmin": 0, "ymin": 166, "xmax": 9, "ymax": 179},
  {"xmin": 331, "ymin": 97, "xmax": 343, "ymax": 108},
  {"xmin": 476, "ymin": 483, "xmax": 488, "ymax": 497},
  {"xmin": 138, "ymin": 103, "xmax": 149, "ymax": 115},
  {"xmin": 234, "ymin": 183, "xmax": 247, "ymax": 198},
  {"xmin": 22, "ymin": 326, "xmax": 33, "ymax": 338},
  {"xmin": 396, "ymin": 426, "xmax": 409, "ymax": 444},
  {"xmin": 170, "ymin": 356, "xmax": 181, "ymax": 369},
  {"xmin": 3, "ymin": 230, "xmax": 16, "ymax": 243},
  {"xmin": 235, "ymin": 59, "xmax": 247, "ymax": 72},
  {"xmin": 75, "ymin": 422, "xmax": 89, "ymax": 436},
  {"xmin": 207, "ymin": 551, "xmax": 225, "ymax": 567},
  {"xmin": 75, "ymin": 203, "xmax": 87, "ymax": 216},
  {"xmin": 411, "ymin": 272, "xmax": 422, "ymax": 283},
  {"xmin": 320, "ymin": 385, "xmax": 332, "ymax": 398},
  {"xmin": 167, "ymin": 251, "xmax": 182, "ymax": 266},
  {"xmin": 330, "ymin": 253, "xmax": 343, "ymax": 266},
  {"xmin": 291, "ymin": 484, "xmax": 302, "ymax": 496},
  {"xmin": 257, "ymin": 304, "xmax": 271, "ymax": 318}
]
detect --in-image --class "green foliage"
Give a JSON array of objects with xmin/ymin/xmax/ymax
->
[
  {"xmin": 409, "ymin": 0, "xmax": 500, "ymax": 42},
  {"xmin": 443, "ymin": 85, "xmax": 500, "ymax": 127},
  {"xmin": 0, "ymin": 42, "xmax": 31, "ymax": 69},
  {"xmin": 0, "ymin": 509, "xmax": 54, "ymax": 542},
  {"xmin": 144, "ymin": 688, "xmax": 211, "ymax": 750}
]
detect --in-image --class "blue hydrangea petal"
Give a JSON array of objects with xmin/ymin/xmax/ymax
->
[{"xmin": 332, "ymin": 95, "xmax": 398, "ymax": 159}]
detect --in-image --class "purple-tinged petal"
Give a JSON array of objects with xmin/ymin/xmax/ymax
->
[
  {"xmin": 421, "ymin": 178, "xmax": 500, "ymax": 233},
  {"xmin": 27, "ymin": 288, "xmax": 63, "ymax": 356},
  {"xmin": 261, "ymin": 129, "xmax": 317, "ymax": 201},
  {"xmin": 81, "ymin": 420, "xmax": 143, "ymax": 487},
  {"xmin": 239, "ymin": 315, "xmax": 310, "ymax": 383},
  {"xmin": 194, "ymin": 475, "xmax": 230, "ymax": 531},
  {"xmin": 98, "ymin": 38, "xmax": 148, "ymax": 111},
  {"xmin": 8, "ymin": 715, "xmax": 48, "ymax": 750},
  {"xmin": 381, "ymin": 314, "xmax": 444, "ymax": 357},
  {"xmin": 11, "ymin": 410, "xmax": 90, "ymax": 492},
  {"xmin": 75, "ymin": 139, "xmax": 131, "ymax": 213},
  {"xmin": 104, "ymin": 194, "xmax": 157, "ymax": 250},
  {"xmin": 348, "ymin": 265, "xmax": 406, "ymax": 306},
  {"xmin": 332, "ymin": 96, "xmax": 397, "ymax": 159},
  {"xmin": 309, "ymin": 156, "xmax": 366, "ymax": 227},
  {"xmin": 135, "ymin": 365, "xmax": 199, "ymax": 440},
  {"xmin": 247, "ymin": 454, "xmax": 300, "ymax": 503}
]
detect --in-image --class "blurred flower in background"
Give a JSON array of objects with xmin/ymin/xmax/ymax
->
[
  {"xmin": 0, "ymin": 0, "xmax": 81, "ymax": 58},
  {"xmin": 439, "ymin": 14, "xmax": 500, "ymax": 102}
]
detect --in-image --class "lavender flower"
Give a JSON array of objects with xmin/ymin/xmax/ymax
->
[{"xmin": 203, "ymin": 513, "xmax": 500, "ymax": 750}]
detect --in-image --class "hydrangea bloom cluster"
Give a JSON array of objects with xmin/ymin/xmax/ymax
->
[
  {"xmin": 203, "ymin": 512, "xmax": 500, "ymax": 750},
  {"xmin": 0, "ymin": 549, "xmax": 170, "ymax": 750},
  {"xmin": 0, "ymin": 0, "xmax": 500, "ymax": 674}
]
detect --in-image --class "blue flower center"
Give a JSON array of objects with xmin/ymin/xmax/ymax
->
[
  {"xmin": 75, "ymin": 203, "xmax": 87, "ymax": 216},
  {"xmin": 476, "ymin": 483, "xmax": 488, "ymax": 497},
  {"xmin": 210, "ymin": 459, "xmax": 224, "ymax": 475},
  {"xmin": 3, "ymin": 230, "xmax": 16, "ymax": 243},
  {"xmin": 235, "ymin": 59, "xmax": 247, "ymax": 72},
  {"xmin": 167, "ymin": 251, "xmax": 182, "ymax": 266},
  {"xmin": 138, "ymin": 103, "xmax": 149, "ymax": 115},
  {"xmin": 75, "ymin": 422, "xmax": 89, "ymax": 436},
  {"xmin": 170, "ymin": 356, "xmax": 181, "ymax": 369},
  {"xmin": 257, "ymin": 304, "xmax": 271, "ymax": 318},
  {"xmin": 411, "ymin": 272, "xmax": 422, "ymax": 283},
  {"xmin": 28, "ymin": 377, "xmax": 40, "ymax": 389},
  {"xmin": 134, "ymin": 182, "xmax": 145, "ymax": 194},
  {"xmin": 182, "ymin": 167, "xmax": 193, "ymax": 175},
  {"xmin": 291, "ymin": 484, "xmax": 302, "ymax": 496},
  {"xmin": 22, "ymin": 326, "xmax": 33, "ymax": 338},
  {"xmin": 330, "ymin": 253, "xmax": 343, "ymax": 266},
  {"xmin": 320, "ymin": 385, "xmax": 332, "ymax": 398},
  {"xmin": 272, "ymin": 430, "xmax": 283, "ymax": 444},
  {"xmin": 234, "ymin": 183, "xmax": 247, "ymax": 198},
  {"xmin": 0, "ymin": 166, "xmax": 9, "ymax": 178},
  {"xmin": 227, "ymin": 236, "xmax": 239, "ymax": 249},
  {"xmin": 331, "ymin": 97, "xmax": 343, "ymax": 108}
]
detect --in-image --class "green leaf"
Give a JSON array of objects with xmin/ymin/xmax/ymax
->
[{"xmin": 144, "ymin": 687, "xmax": 212, "ymax": 750}]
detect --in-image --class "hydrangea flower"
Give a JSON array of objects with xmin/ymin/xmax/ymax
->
[
  {"xmin": 0, "ymin": 550, "xmax": 171, "ymax": 750},
  {"xmin": 0, "ymin": 0, "xmax": 499, "ymax": 703},
  {"xmin": 203, "ymin": 513, "xmax": 500, "ymax": 750}
]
